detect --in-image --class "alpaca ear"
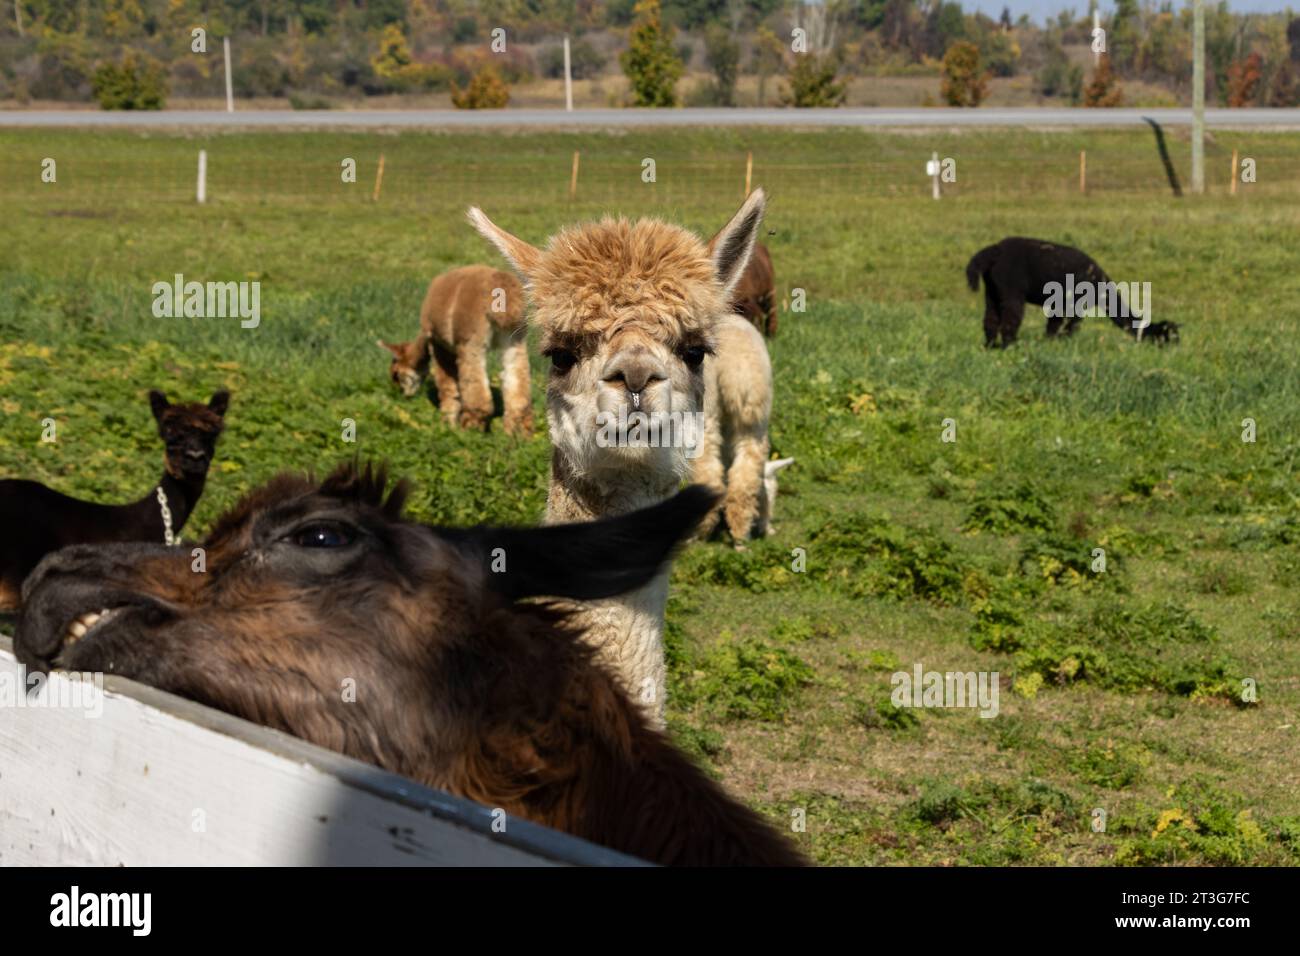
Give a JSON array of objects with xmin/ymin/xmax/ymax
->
[
  {"xmin": 707, "ymin": 187, "xmax": 766, "ymax": 298},
  {"xmin": 439, "ymin": 486, "xmax": 719, "ymax": 603},
  {"xmin": 764, "ymin": 457, "xmax": 794, "ymax": 478},
  {"xmin": 466, "ymin": 207, "xmax": 543, "ymax": 282},
  {"xmin": 377, "ymin": 339, "xmax": 404, "ymax": 358},
  {"xmin": 148, "ymin": 390, "xmax": 170, "ymax": 421},
  {"xmin": 208, "ymin": 390, "xmax": 230, "ymax": 417}
]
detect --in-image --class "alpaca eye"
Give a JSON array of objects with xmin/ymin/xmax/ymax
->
[
  {"xmin": 547, "ymin": 348, "xmax": 578, "ymax": 374},
  {"xmin": 292, "ymin": 523, "xmax": 356, "ymax": 548},
  {"xmin": 680, "ymin": 345, "xmax": 707, "ymax": 369}
]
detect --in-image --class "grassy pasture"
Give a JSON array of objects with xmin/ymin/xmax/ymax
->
[{"xmin": 1, "ymin": 125, "xmax": 1298, "ymax": 865}]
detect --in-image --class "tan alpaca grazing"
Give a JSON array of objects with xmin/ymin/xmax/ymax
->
[
  {"xmin": 692, "ymin": 312, "xmax": 792, "ymax": 546},
  {"xmin": 378, "ymin": 265, "xmax": 533, "ymax": 437},
  {"xmin": 468, "ymin": 189, "xmax": 772, "ymax": 725}
]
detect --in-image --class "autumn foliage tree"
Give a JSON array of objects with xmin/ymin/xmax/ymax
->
[
  {"xmin": 1083, "ymin": 57, "xmax": 1123, "ymax": 107},
  {"xmin": 940, "ymin": 40, "xmax": 988, "ymax": 107},
  {"xmin": 451, "ymin": 64, "xmax": 510, "ymax": 109},
  {"xmin": 1226, "ymin": 52, "xmax": 1263, "ymax": 107},
  {"xmin": 620, "ymin": 0, "xmax": 683, "ymax": 107}
]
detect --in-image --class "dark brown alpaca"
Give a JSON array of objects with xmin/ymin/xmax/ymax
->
[
  {"xmin": 0, "ymin": 390, "xmax": 228, "ymax": 610},
  {"xmin": 966, "ymin": 237, "xmax": 1180, "ymax": 348},
  {"xmin": 732, "ymin": 241, "xmax": 777, "ymax": 337},
  {"xmin": 15, "ymin": 464, "xmax": 806, "ymax": 867}
]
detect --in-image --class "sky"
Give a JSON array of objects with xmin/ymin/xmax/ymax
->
[{"xmin": 961, "ymin": 0, "xmax": 1298, "ymax": 22}]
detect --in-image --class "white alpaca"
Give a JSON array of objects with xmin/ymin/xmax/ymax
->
[{"xmin": 468, "ymin": 190, "xmax": 769, "ymax": 725}]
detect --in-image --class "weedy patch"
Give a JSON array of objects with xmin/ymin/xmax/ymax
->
[
  {"xmin": 1013, "ymin": 601, "xmax": 1240, "ymax": 700},
  {"xmin": 1069, "ymin": 741, "xmax": 1148, "ymax": 790},
  {"xmin": 963, "ymin": 483, "xmax": 1057, "ymax": 534},
  {"xmin": 808, "ymin": 511, "xmax": 967, "ymax": 603},
  {"xmin": 1018, "ymin": 530, "xmax": 1125, "ymax": 591},
  {"xmin": 853, "ymin": 684, "xmax": 922, "ymax": 732},
  {"xmin": 672, "ymin": 631, "xmax": 815, "ymax": 723},
  {"xmin": 1111, "ymin": 784, "xmax": 1295, "ymax": 865}
]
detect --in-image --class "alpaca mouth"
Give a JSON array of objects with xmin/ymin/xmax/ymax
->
[{"xmin": 61, "ymin": 606, "xmax": 123, "ymax": 649}]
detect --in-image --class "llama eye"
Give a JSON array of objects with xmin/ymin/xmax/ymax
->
[
  {"xmin": 546, "ymin": 348, "xmax": 577, "ymax": 373},
  {"xmin": 291, "ymin": 523, "xmax": 356, "ymax": 548},
  {"xmin": 680, "ymin": 345, "xmax": 707, "ymax": 369}
]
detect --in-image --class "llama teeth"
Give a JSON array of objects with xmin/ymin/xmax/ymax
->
[{"xmin": 69, "ymin": 621, "xmax": 87, "ymax": 638}]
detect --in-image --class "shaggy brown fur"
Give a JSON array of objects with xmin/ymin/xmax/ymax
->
[
  {"xmin": 0, "ymin": 390, "xmax": 228, "ymax": 611},
  {"xmin": 15, "ymin": 464, "xmax": 805, "ymax": 867},
  {"xmin": 731, "ymin": 241, "xmax": 777, "ymax": 337},
  {"xmin": 379, "ymin": 265, "xmax": 533, "ymax": 436}
]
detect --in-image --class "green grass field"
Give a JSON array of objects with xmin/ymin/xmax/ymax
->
[{"xmin": 2, "ymin": 125, "xmax": 1298, "ymax": 865}]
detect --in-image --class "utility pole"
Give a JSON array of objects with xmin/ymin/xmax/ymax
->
[
  {"xmin": 14, "ymin": 0, "xmax": 23, "ymax": 37},
  {"xmin": 1192, "ymin": 0, "xmax": 1205, "ymax": 194},
  {"xmin": 563, "ymin": 35, "xmax": 573, "ymax": 112}
]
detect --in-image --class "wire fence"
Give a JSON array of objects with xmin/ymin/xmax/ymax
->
[{"xmin": 2, "ymin": 136, "xmax": 1296, "ymax": 213}]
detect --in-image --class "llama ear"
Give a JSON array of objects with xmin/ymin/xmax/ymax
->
[
  {"xmin": 148, "ymin": 390, "xmax": 170, "ymax": 421},
  {"xmin": 707, "ymin": 187, "xmax": 766, "ymax": 298},
  {"xmin": 439, "ymin": 486, "xmax": 719, "ymax": 603},
  {"xmin": 764, "ymin": 457, "xmax": 794, "ymax": 478},
  {"xmin": 208, "ymin": 391, "xmax": 230, "ymax": 417},
  {"xmin": 467, "ymin": 207, "xmax": 544, "ymax": 282},
  {"xmin": 377, "ymin": 339, "xmax": 404, "ymax": 358}
]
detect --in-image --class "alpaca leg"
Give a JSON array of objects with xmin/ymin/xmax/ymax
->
[
  {"xmin": 431, "ymin": 344, "xmax": 461, "ymax": 428},
  {"xmin": 457, "ymin": 341, "xmax": 493, "ymax": 432},
  {"xmin": 983, "ymin": 287, "xmax": 1000, "ymax": 348},
  {"xmin": 762, "ymin": 294, "xmax": 777, "ymax": 337},
  {"xmin": 723, "ymin": 430, "xmax": 768, "ymax": 547},
  {"xmin": 499, "ymin": 333, "xmax": 534, "ymax": 437},
  {"xmin": 689, "ymin": 413, "xmax": 726, "ymax": 541},
  {"xmin": 998, "ymin": 296, "xmax": 1025, "ymax": 347},
  {"xmin": 1046, "ymin": 315, "xmax": 1064, "ymax": 337}
]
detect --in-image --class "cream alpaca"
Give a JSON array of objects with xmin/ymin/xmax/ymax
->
[
  {"xmin": 468, "ymin": 190, "xmax": 768, "ymax": 725},
  {"xmin": 693, "ymin": 312, "xmax": 792, "ymax": 545}
]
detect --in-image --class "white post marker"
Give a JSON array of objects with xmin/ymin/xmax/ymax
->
[
  {"xmin": 563, "ymin": 36, "xmax": 573, "ymax": 112},
  {"xmin": 197, "ymin": 149, "xmax": 207, "ymax": 204},
  {"xmin": 927, "ymin": 151, "xmax": 941, "ymax": 200},
  {"xmin": 1092, "ymin": 8, "xmax": 1100, "ymax": 66},
  {"xmin": 224, "ymin": 36, "xmax": 234, "ymax": 113}
]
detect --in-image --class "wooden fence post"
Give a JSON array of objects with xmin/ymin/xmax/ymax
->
[{"xmin": 372, "ymin": 154, "xmax": 385, "ymax": 203}]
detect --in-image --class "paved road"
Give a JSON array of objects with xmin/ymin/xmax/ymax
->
[{"xmin": 3, "ymin": 107, "xmax": 1300, "ymax": 129}]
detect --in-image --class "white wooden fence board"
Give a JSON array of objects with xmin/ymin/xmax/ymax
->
[{"xmin": 0, "ymin": 637, "xmax": 644, "ymax": 866}]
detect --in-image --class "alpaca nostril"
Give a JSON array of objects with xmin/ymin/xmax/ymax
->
[{"xmin": 604, "ymin": 364, "xmax": 666, "ymax": 395}]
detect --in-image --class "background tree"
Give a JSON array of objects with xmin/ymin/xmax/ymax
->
[
  {"xmin": 752, "ymin": 24, "xmax": 786, "ymax": 106},
  {"xmin": 940, "ymin": 39, "xmax": 987, "ymax": 107},
  {"xmin": 451, "ymin": 63, "xmax": 510, "ymax": 108},
  {"xmin": 620, "ymin": 0, "xmax": 683, "ymax": 107},
  {"xmin": 1226, "ymin": 51, "xmax": 1262, "ymax": 107},
  {"xmin": 1083, "ymin": 55, "xmax": 1123, "ymax": 107},
  {"xmin": 781, "ymin": 52, "xmax": 847, "ymax": 107},
  {"xmin": 1108, "ymin": 0, "xmax": 1140, "ymax": 74},
  {"xmin": 703, "ymin": 23, "xmax": 739, "ymax": 105}
]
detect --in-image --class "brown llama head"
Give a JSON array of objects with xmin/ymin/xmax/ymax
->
[
  {"xmin": 13, "ymin": 465, "xmax": 801, "ymax": 864},
  {"xmin": 148, "ymin": 389, "xmax": 229, "ymax": 479},
  {"xmin": 467, "ymin": 190, "xmax": 767, "ymax": 497},
  {"xmin": 377, "ymin": 338, "xmax": 429, "ymax": 397}
]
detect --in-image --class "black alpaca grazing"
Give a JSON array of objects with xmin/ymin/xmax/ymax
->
[
  {"xmin": 0, "ymin": 390, "xmax": 228, "ymax": 609},
  {"xmin": 966, "ymin": 237, "xmax": 1180, "ymax": 348}
]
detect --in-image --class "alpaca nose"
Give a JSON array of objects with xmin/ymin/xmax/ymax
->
[{"xmin": 602, "ymin": 352, "xmax": 667, "ymax": 397}]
